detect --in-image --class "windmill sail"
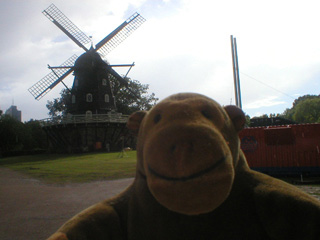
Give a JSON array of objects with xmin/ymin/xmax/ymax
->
[
  {"xmin": 43, "ymin": 4, "xmax": 91, "ymax": 51},
  {"xmin": 96, "ymin": 12, "xmax": 146, "ymax": 56},
  {"xmin": 28, "ymin": 55, "xmax": 78, "ymax": 100},
  {"xmin": 106, "ymin": 64, "xmax": 129, "ymax": 87},
  {"xmin": 29, "ymin": 4, "xmax": 145, "ymax": 102}
]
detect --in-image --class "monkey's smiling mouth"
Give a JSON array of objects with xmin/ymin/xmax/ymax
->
[{"xmin": 148, "ymin": 157, "xmax": 225, "ymax": 182}]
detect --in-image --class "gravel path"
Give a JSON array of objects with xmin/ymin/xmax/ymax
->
[
  {"xmin": 0, "ymin": 168, "xmax": 133, "ymax": 240},
  {"xmin": 0, "ymin": 168, "xmax": 319, "ymax": 240}
]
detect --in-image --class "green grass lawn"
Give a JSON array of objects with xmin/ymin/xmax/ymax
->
[{"xmin": 0, "ymin": 151, "xmax": 137, "ymax": 183}]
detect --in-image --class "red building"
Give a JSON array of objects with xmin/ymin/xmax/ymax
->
[{"xmin": 240, "ymin": 124, "xmax": 320, "ymax": 176}]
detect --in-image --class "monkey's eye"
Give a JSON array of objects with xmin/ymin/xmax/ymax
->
[
  {"xmin": 154, "ymin": 114, "xmax": 162, "ymax": 124},
  {"xmin": 201, "ymin": 109, "xmax": 213, "ymax": 120}
]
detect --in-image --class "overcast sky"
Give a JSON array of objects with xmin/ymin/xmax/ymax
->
[{"xmin": 1, "ymin": 0, "xmax": 319, "ymax": 121}]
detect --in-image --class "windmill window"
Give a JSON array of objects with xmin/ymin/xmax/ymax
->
[
  {"xmin": 72, "ymin": 95, "xmax": 76, "ymax": 103},
  {"xmin": 102, "ymin": 78, "xmax": 107, "ymax": 86},
  {"xmin": 86, "ymin": 93, "xmax": 93, "ymax": 102},
  {"xmin": 74, "ymin": 78, "xmax": 79, "ymax": 87},
  {"xmin": 86, "ymin": 111, "xmax": 92, "ymax": 118},
  {"xmin": 105, "ymin": 94, "xmax": 110, "ymax": 103}
]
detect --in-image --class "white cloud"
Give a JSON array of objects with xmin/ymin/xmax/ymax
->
[
  {"xmin": 244, "ymin": 96, "xmax": 286, "ymax": 109},
  {"xmin": 0, "ymin": 0, "xmax": 320, "ymax": 121}
]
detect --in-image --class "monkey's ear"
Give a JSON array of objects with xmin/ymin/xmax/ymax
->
[
  {"xmin": 224, "ymin": 105, "xmax": 246, "ymax": 132},
  {"xmin": 126, "ymin": 111, "xmax": 147, "ymax": 134}
]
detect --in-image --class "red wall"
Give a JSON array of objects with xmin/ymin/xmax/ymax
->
[{"xmin": 239, "ymin": 124, "xmax": 320, "ymax": 175}]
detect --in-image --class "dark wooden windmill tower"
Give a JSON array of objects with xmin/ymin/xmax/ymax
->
[
  {"xmin": 28, "ymin": 4, "xmax": 145, "ymax": 153},
  {"xmin": 28, "ymin": 4, "xmax": 145, "ymax": 114}
]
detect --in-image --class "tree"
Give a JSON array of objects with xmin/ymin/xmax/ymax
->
[
  {"xmin": 0, "ymin": 115, "xmax": 27, "ymax": 152},
  {"xmin": 292, "ymin": 94, "xmax": 319, "ymax": 108},
  {"xmin": 111, "ymin": 78, "xmax": 158, "ymax": 115},
  {"xmin": 282, "ymin": 94, "xmax": 320, "ymax": 123},
  {"xmin": 24, "ymin": 120, "xmax": 48, "ymax": 150},
  {"xmin": 0, "ymin": 115, "xmax": 48, "ymax": 155},
  {"xmin": 46, "ymin": 88, "xmax": 70, "ymax": 118},
  {"xmin": 245, "ymin": 114, "xmax": 251, "ymax": 127},
  {"xmin": 46, "ymin": 78, "xmax": 158, "ymax": 117},
  {"xmin": 292, "ymin": 98, "xmax": 320, "ymax": 123}
]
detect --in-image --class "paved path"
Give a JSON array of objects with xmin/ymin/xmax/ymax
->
[
  {"xmin": 0, "ymin": 168, "xmax": 133, "ymax": 240},
  {"xmin": 1, "ymin": 168, "xmax": 319, "ymax": 240}
]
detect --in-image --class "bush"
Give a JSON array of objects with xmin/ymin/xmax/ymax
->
[{"xmin": 0, "ymin": 116, "xmax": 48, "ymax": 156}]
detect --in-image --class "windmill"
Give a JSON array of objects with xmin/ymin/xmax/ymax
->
[{"xmin": 28, "ymin": 4, "xmax": 145, "ymax": 115}]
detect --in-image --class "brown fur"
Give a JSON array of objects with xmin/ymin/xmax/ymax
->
[{"xmin": 47, "ymin": 93, "xmax": 320, "ymax": 240}]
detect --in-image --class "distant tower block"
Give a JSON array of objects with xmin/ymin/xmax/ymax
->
[{"xmin": 5, "ymin": 105, "xmax": 22, "ymax": 122}]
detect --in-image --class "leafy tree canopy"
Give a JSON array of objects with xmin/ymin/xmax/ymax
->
[
  {"xmin": 282, "ymin": 94, "xmax": 320, "ymax": 123},
  {"xmin": 237, "ymin": 95, "xmax": 320, "ymax": 126},
  {"xmin": 0, "ymin": 115, "xmax": 46, "ymax": 153},
  {"xmin": 0, "ymin": 115, "xmax": 26, "ymax": 152},
  {"xmin": 46, "ymin": 88, "xmax": 69, "ymax": 118},
  {"xmin": 111, "ymin": 77, "xmax": 158, "ymax": 115}
]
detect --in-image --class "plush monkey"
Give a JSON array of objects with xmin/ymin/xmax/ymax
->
[{"xmin": 48, "ymin": 93, "xmax": 320, "ymax": 240}]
